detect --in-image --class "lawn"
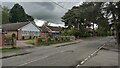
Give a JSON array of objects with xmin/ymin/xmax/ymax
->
[
  {"xmin": 1, "ymin": 47, "xmax": 20, "ymax": 53},
  {"xmin": 25, "ymin": 40, "xmax": 72, "ymax": 46},
  {"xmin": 25, "ymin": 40, "xmax": 34, "ymax": 45}
]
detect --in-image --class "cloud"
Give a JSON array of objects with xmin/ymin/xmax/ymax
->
[{"xmin": 2, "ymin": 2, "xmax": 80, "ymax": 25}]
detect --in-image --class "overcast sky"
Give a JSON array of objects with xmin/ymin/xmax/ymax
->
[{"xmin": 2, "ymin": 2, "xmax": 83, "ymax": 26}]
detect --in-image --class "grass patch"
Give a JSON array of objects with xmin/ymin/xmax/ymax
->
[
  {"xmin": 25, "ymin": 40, "xmax": 34, "ymax": 45},
  {"xmin": 1, "ymin": 47, "xmax": 20, "ymax": 53}
]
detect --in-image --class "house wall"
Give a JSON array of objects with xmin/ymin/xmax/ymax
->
[
  {"xmin": 18, "ymin": 30, "xmax": 35, "ymax": 40},
  {"xmin": 5, "ymin": 31, "xmax": 18, "ymax": 38},
  {"xmin": 18, "ymin": 30, "xmax": 22, "ymax": 40},
  {"xmin": 3, "ymin": 23, "xmax": 41, "ymax": 40},
  {"xmin": 20, "ymin": 23, "xmax": 40, "ymax": 36},
  {"xmin": 51, "ymin": 32, "xmax": 60, "ymax": 36},
  {"xmin": 18, "ymin": 23, "xmax": 40, "ymax": 40},
  {"xmin": 0, "ymin": 34, "xmax": 3, "ymax": 47},
  {"xmin": 0, "ymin": 32, "xmax": 5, "ymax": 48},
  {"xmin": 40, "ymin": 32, "xmax": 49, "ymax": 38},
  {"xmin": 0, "ymin": 29, "xmax": 3, "ymax": 47}
]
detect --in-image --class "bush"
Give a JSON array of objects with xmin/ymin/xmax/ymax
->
[
  {"xmin": 61, "ymin": 37, "xmax": 64, "ymax": 41},
  {"xmin": 54, "ymin": 37, "xmax": 58, "ymax": 41},
  {"xmin": 62, "ymin": 29, "xmax": 82, "ymax": 38},
  {"xmin": 48, "ymin": 37, "xmax": 52, "ymax": 42},
  {"xmin": 83, "ymin": 32, "xmax": 91, "ymax": 37},
  {"xmin": 4, "ymin": 36, "xmax": 13, "ymax": 45},
  {"xmin": 38, "ymin": 37, "xmax": 43, "ymax": 44}
]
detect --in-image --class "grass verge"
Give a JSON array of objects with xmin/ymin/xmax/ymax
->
[{"xmin": 1, "ymin": 47, "xmax": 20, "ymax": 53}]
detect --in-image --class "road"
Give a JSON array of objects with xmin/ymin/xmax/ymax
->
[{"xmin": 2, "ymin": 37, "xmax": 117, "ymax": 67}]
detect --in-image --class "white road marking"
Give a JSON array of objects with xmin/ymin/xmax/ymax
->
[
  {"xmin": 17, "ymin": 49, "xmax": 70, "ymax": 66},
  {"xmin": 18, "ymin": 56, "xmax": 48, "ymax": 66},
  {"xmin": 77, "ymin": 43, "xmax": 106, "ymax": 67},
  {"xmin": 76, "ymin": 64, "xmax": 80, "ymax": 68}
]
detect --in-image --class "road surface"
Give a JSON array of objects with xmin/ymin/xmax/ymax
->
[{"xmin": 2, "ymin": 37, "xmax": 118, "ymax": 67}]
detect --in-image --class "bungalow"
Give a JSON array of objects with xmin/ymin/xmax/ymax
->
[
  {"xmin": 0, "ymin": 22, "xmax": 41, "ymax": 40},
  {"xmin": 40, "ymin": 24, "xmax": 62, "ymax": 37},
  {"xmin": 0, "ymin": 29, "xmax": 4, "ymax": 47}
]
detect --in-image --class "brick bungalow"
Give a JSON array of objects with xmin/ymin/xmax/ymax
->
[
  {"xmin": 0, "ymin": 29, "xmax": 4, "ymax": 47},
  {"xmin": 40, "ymin": 24, "xmax": 63, "ymax": 37},
  {"xmin": 0, "ymin": 22, "xmax": 41, "ymax": 40}
]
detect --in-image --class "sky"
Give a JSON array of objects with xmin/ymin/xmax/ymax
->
[{"xmin": 1, "ymin": 2, "xmax": 83, "ymax": 27}]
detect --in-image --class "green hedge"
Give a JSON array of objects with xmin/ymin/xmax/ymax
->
[{"xmin": 37, "ymin": 37, "xmax": 43, "ymax": 44}]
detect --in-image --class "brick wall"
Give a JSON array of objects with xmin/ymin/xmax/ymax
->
[
  {"xmin": 0, "ymin": 34, "xmax": 4, "ymax": 48},
  {"xmin": 5, "ymin": 31, "xmax": 17, "ymax": 37},
  {"xmin": 18, "ymin": 30, "xmax": 22, "ymax": 40}
]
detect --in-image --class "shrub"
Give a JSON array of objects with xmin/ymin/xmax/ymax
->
[
  {"xmin": 63, "ymin": 37, "xmax": 67, "ymax": 41},
  {"xmin": 54, "ymin": 37, "xmax": 58, "ymax": 41},
  {"xmin": 62, "ymin": 29, "xmax": 81, "ymax": 38},
  {"xmin": 37, "ymin": 37, "xmax": 43, "ymax": 44},
  {"xmin": 61, "ymin": 37, "xmax": 64, "ymax": 41},
  {"xmin": 4, "ymin": 36, "xmax": 13, "ymax": 45},
  {"xmin": 48, "ymin": 37, "xmax": 52, "ymax": 42},
  {"xmin": 83, "ymin": 32, "xmax": 91, "ymax": 37}
]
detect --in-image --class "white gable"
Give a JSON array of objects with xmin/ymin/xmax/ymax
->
[{"xmin": 19, "ymin": 23, "xmax": 40, "ymax": 32}]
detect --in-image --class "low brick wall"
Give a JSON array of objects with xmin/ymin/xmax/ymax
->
[{"xmin": 0, "ymin": 33, "xmax": 4, "ymax": 48}]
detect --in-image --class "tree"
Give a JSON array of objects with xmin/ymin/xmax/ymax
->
[
  {"xmin": 9, "ymin": 3, "xmax": 34, "ymax": 23},
  {"xmin": 0, "ymin": 5, "xmax": 2, "ymax": 25},
  {"xmin": 116, "ymin": 2, "xmax": 120, "ymax": 45},
  {"xmin": 2, "ymin": 6, "xmax": 10, "ymax": 24},
  {"xmin": 26, "ymin": 14, "xmax": 34, "ymax": 21},
  {"xmin": 102, "ymin": 2, "xmax": 120, "ymax": 45},
  {"xmin": 82, "ymin": 2, "xmax": 104, "ymax": 36},
  {"xmin": 62, "ymin": 2, "xmax": 120, "ymax": 42},
  {"xmin": 61, "ymin": 2, "xmax": 104, "ymax": 37},
  {"xmin": 96, "ymin": 16, "xmax": 110, "ymax": 36}
]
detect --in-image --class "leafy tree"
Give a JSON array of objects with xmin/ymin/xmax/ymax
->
[
  {"xmin": 83, "ymin": 2, "xmax": 104, "ymax": 36},
  {"xmin": 26, "ymin": 14, "xmax": 34, "ymax": 21},
  {"xmin": 62, "ymin": 2, "xmax": 120, "ymax": 44},
  {"xmin": 102, "ymin": 2, "xmax": 120, "ymax": 45},
  {"xmin": 62, "ymin": 29, "xmax": 90, "ymax": 38},
  {"xmin": 0, "ymin": 5, "xmax": 2, "ymax": 25},
  {"xmin": 116, "ymin": 2, "xmax": 120, "ymax": 45},
  {"xmin": 2, "ymin": 6, "xmax": 10, "ymax": 24},
  {"xmin": 62, "ymin": 2, "xmax": 104, "ymax": 37},
  {"xmin": 9, "ymin": 3, "xmax": 34, "ymax": 23}
]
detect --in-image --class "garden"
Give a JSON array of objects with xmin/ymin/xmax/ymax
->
[
  {"xmin": 25, "ymin": 36, "xmax": 75, "ymax": 46},
  {"xmin": 1, "ymin": 35, "xmax": 18, "ymax": 52}
]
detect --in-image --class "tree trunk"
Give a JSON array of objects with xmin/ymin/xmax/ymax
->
[
  {"xmin": 112, "ymin": 11, "xmax": 120, "ymax": 46},
  {"xmin": 116, "ymin": 22, "xmax": 120, "ymax": 46}
]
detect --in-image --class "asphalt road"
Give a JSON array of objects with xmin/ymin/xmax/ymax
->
[{"xmin": 2, "ymin": 37, "xmax": 113, "ymax": 67}]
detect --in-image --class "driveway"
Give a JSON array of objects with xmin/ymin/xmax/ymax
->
[{"xmin": 16, "ymin": 40, "xmax": 34, "ymax": 48}]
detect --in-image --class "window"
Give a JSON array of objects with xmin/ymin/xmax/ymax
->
[
  {"xmin": 22, "ymin": 31, "xmax": 29, "ymax": 36},
  {"xmin": 34, "ymin": 31, "xmax": 39, "ymax": 36}
]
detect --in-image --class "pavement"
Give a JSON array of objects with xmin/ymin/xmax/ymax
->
[{"xmin": 1, "ymin": 36, "xmax": 118, "ymax": 67}]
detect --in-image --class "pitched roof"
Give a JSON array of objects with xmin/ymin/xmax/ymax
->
[
  {"xmin": 40, "ymin": 24, "xmax": 62, "ymax": 33},
  {"xmin": 40, "ymin": 25, "xmax": 51, "ymax": 33},
  {"xmin": 47, "ymin": 26, "xmax": 62, "ymax": 31},
  {"xmin": 1, "ymin": 22, "xmax": 30, "ymax": 31}
]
